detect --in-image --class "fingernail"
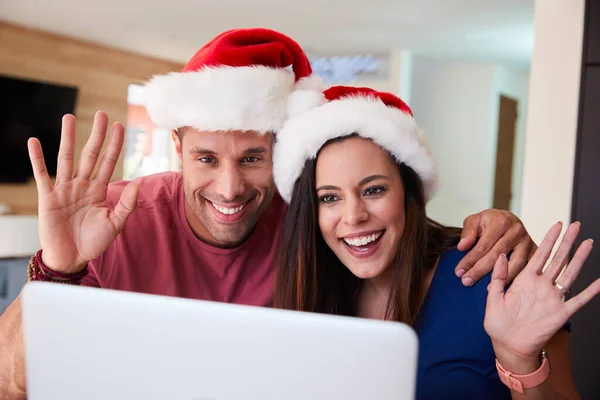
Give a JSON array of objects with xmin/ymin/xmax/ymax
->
[
  {"xmin": 575, "ymin": 221, "xmax": 581, "ymax": 226},
  {"xmin": 589, "ymin": 239, "xmax": 594, "ymax": 244},
  {"xmin": 487, "ymin": 283, "xmax": 491, "ymax": 291},
  {"xmin": 458, "ymin": 238, "xmax": 466, "ymax": 246},
  {"xmin": 462, "ymin": 277, "xmax": 474, "ymax": 287},
  {"xmin": 456, "ymin": 269, "xmax": 465, "ymax": 278}
]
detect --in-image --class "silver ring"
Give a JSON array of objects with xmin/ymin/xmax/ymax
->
[{"xmin": 554, "ymin": 281, "xmax": 570, "ymax": 296}]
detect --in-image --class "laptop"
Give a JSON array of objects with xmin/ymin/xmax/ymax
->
[{"xmin": 21, "ymin": 282, "xmax": 419, "ymax": 400}]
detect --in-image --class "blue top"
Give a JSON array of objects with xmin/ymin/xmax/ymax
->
[{"xmin": 415, "ymin": 248, "xmax": 510, "ymax": 399}]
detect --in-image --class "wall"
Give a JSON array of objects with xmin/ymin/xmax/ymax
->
[
  {"xmin": 328, "ymin": 52, "xmax": 530, "ymax": 224},
  {"xmin": 520, "ymin": 0, "xmax": 585, "ymax": 242},
  {"xmin": 410, "ymin": 57, "xmax": 498, "ymax": 226},
  {"xmin": 492, "ymin": 66, "xmax": 530, "ymax": 215},
  {"xmin": 409, "ymin": 56, "xmax": 530, "ymax": 225},
  {"xmin": 0, "ymin": 22, "xmax": 183, "ymax": 215}
]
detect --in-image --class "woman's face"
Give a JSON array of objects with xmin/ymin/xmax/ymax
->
[{"xmin": 316, "ymin": 137, "xmax": 406, "ymax": 280}]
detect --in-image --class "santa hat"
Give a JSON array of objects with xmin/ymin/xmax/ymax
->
[
  {"xmin": 273, "ymin": 86, "xmax": 438, "ymax": 203},
  {"xmin": 144, "ymin": 28, "xmax": 324, "ymax": 134}
]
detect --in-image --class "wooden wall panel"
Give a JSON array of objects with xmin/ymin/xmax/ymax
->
[{"xmin": 0, "ymin": 22, "xmax": 183, "ymax": 214}]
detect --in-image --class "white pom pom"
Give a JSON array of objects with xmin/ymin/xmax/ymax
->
[
  {"xmin": 287, "ymin": 74, "xmax": 327, "ymax": 117},
  {"xmin": 287, "ymin": 89, "xmax": 326, "ymax": 118},
  {"xmin": 294, "ymin": 74, "xmax": 325, "ymax": 91}
]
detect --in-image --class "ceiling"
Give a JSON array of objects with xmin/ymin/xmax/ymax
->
[{"xmin": 0, "ymin": 0, "xmax": 534, "ymax": 69}]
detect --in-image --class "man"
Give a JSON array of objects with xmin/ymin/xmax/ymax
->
[{"xmin": 0, "ymin": 28, "xmax": 535, "ymax": 399}]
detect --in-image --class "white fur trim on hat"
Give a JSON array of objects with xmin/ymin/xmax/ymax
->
[
  {"xmin": 144, "ymin": 66, "xmax": 324, "ymax": 134},
  {"xmin": 287, "ymin": 75, "xmax": 328, "ymax": 117},
  {"xmin": 273, "ymin": 95, "xmax": 439, "ymax": 203}
]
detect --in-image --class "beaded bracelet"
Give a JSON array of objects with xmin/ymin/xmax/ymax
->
[{"xmin": 26, "ymin": 250, "xmax": 88, "ymax": 285}]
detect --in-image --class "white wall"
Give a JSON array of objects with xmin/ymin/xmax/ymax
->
[
  {"xmin": 492, "ymin": 67, "xmax": 530, "ymax": 215},
  {"xmin": 411, "ymin": 57, "xmax": 498, "ymax": 226},
  {"xmin": 520, "ymin": 0, "xmax": 585, "ymax": 242},
  {"xmin": 323, "ymin": 51, "xmax": 534, "ymax": 228},
  {"xmin": 410, "ymin": 57, "xmax": 530, "ymax": 225},
  {"xmin": 388, "ymin": 49, "xmax": 413, "ymax": 104}
]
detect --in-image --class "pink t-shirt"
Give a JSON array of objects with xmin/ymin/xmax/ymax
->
[{"xmin": 80, "ymin": 172, "xmax": 286, "ymax": 307}]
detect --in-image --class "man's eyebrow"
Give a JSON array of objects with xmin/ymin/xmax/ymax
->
[
  {"xmin": 188, "ymin": 147, "xmax": 268, "ymax": 156},
  {"xmin": 189, "ymin": 147, "xmax": 216, "ymax": 155},
  {"xmin": 242, "ymin": 147, "xmax": 268, "ymax": 155}
]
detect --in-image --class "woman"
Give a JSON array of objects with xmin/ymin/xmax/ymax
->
[{"xmin": 273, "ymin": 86, "xmax": 599, "ymax": 399}]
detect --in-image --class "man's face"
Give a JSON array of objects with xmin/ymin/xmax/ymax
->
[{"xmin": 174, "ymin": 128, "xmax": 276, "ymax": 248}]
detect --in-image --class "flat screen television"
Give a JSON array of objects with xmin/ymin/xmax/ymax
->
[{"xmin": 0, "ymin": 75, "xmax": 78, "ymax": 183}]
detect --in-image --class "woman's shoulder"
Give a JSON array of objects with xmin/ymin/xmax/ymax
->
[
  {"xmin": 437, "ymin": 247, "xmax": 468, "ymax": 269},
  {"xmin": 431, "ymin": 247, "xmax": 494, "ymax": 295},
  {"xmin": 418, "ymin": 247, "xmax": 492, "ymax": 336},
  {"xmin": 417, "ymin": 249, "xmax": 509, "ymax": 399}
]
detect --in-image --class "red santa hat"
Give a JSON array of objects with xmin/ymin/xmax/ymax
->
[
  {"xmin": 144, "ymin": 28, "xmax": 324, "ymax": 134},
  {"xmin": 273, "ymin": 86, "xmax": 439, "ymax": 203}
]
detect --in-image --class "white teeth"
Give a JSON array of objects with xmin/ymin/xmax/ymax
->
[
  {"xmin": 343, "ymin": 232, "xmax": 382, "ymax": 247},
  {"xmin": 212, "ymin": 202, "xmax": 246, "ymax": 215}
]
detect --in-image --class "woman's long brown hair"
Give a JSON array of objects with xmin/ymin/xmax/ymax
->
[{"xmin": 274, "ymin": 136, "xmax": 462, "ymax": 325}]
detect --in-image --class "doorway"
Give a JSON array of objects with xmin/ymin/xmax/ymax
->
[{"xmin": 493, "ymin": 95, "xmax": 518, "ymax": 210}]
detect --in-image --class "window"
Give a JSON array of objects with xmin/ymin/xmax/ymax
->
[
  {"xmin": 309, "ymin": 55, "xmax": 382, "ymax": 83},
  {"xmin": 124, "ymin": 83, "xmax": 180, "ymax": 180}
]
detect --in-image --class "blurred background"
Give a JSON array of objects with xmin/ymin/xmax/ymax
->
[
  {"xmin": 0, "ymin": 0, "xmax": 598, "ymax": 396},
  {"xmin": 0, "ymin": 0, "xmax": 537, "ymax": 223}
]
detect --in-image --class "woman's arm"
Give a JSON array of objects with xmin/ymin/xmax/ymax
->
[
  {"xmin": 493, "ymin": 329, "xmax": 580, "ymax": 400},
  {"xmin": 484, "ymin": 222, "xmax": 599, "ymax": 400},
  {"xmin": 544, "ymin": 329, "xmax": 580, "ymax": 399}
]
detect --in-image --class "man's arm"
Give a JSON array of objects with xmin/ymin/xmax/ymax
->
[
  {"xmin": 0, "ymin": 111, "xmax": 136, "ymax": 399},
  {"xmin": 0, "ymin": 258, "xmax": 101, "ymax": 400},
  {"xmin": 0, "ymin": 295, "xmax": 26, "ymax": 400}
]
